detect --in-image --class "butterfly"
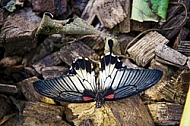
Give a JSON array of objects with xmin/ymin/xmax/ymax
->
[{"xmin": 33, "ymin": 39, "xmax": 163, "ymax": 108}]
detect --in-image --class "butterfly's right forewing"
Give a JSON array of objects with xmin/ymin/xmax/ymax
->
[{"xmin": 33, "ymin": 58, "xmax": 96, "ymax": 103}]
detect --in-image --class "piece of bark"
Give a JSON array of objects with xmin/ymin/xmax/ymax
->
[
  {"xmin": 117, "ymin": 34, "xmax": 134, "ymax": 54},
  {"xmin": 58, "ymin": 42, "xmax": 98, "ymax": 66},
  {"xmin": 0, "ymin": 8, "xmax": 3, "ymax": 26},
  {"xmin": 127, "ymin": 31, "xmax": 169, "ymax": 67},
  {"xmin": 0, "ymin": 113, "xmax": 16, "ymax": 126},
  {"xmin": 149, "ymin": 59, "xmax": 177, "ymax": 79},
  {"xmin": 68, "ymin": 95, "xmax": 154, "ymax": 126},
  {"xmin": 17, "ymin": 77, "xmax": 44, "ymax": 101},
  {"xmin": 22, "ymin": 116, "xmax": 71, "ymax": 126},
  {"xmin": 157, "ymin": 80, "xmax": 186, "ymax": 105},
  {"xmin": 22, "ymin": 101, "xmax": 67, "ymax": 123},
  {"xmin": 41, "ymin": 66, "xmax": 68, "ymax": 79},
  {"xmin": 178, "ymin": 41, "xmax": 190, "ymax": 56},
  {"xmin": 107, "ymin": 95, "xmax": 155, "ymax": 126},
  {"xmin": 173, "ymin": 28, "xmax": 190, "ymax": 50},
  {"xmin": 4, "ymin": 65, "xmax": 24, "ymax": 76},
  {"xmin": 0, "ymin": 83, "xmax": 18, "ymax": 94},
  {"xmin": 0, "ymin": 56, "xmax": 22, "ymax": 67},
  {"xmin": 0, "ymin": 8, "xmax": 41, "ymax": 56},
  {"xmin": 0, "ymin": 95, "xmax": 12, "ymax": 118},
  {"xmin": 93, "ymin": 0, "xmax": 127, "ymax": 29},
  {"xmin": 22, "ymin": 37, "xmax": 54, "ymax": 66},
  {"xmin": 117, "ymin": 0, "xmax": 131, "ymax": 33},
  {"xmin": 155, "ymin": 43, "xmax": 187, "ymax": 66},
  {"xmin": 81, "ymin": 0, "xmax": 96, "ymax": 24},
  {"xmin": 71, "ymin": 0, "xmax": 89, "ymax": 14},
  {"xmin": 161, "ymin": 14, "xmax": 186, "ymax": 39},
  {"xmin": 32, "ymin": 0, "xmax": 70, "ymax": 18},
  {"xmin": 147, "ymin": 102, "xmax": 183, "ymax": 125},
  {"xmin": 131, "ymin": 20, "xmax": 151, "ymax": 32},
  {"xmin": 175, "ymin": 69, "xmax": 190, "ymax": 95},
  {"xmin": 32, "ymin": 52, "xmax": 62, "ymax": 74},
  {"xmin": 166, "ymin": 3, "xmax": 182, "ymax": 21}
]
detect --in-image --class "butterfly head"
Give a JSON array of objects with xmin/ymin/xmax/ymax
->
[{"xmin": 95, "ymin": 91, "xmax": 105, "ymax": 108}]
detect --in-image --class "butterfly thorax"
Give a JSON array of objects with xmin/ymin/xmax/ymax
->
[{"xmin": 95, "ymin": 91, "xmax": 105, "ymax": 108}]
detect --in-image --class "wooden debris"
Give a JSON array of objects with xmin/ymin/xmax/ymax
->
[
  {"xmin": 22, "ymin": 37, "xmax": 54, "ymax": 66},
  {"xmin": 32, "ymin": 0, "xmax": 70, "ymax": 18},
  {"xmin": 150, "ymin": 59, "xmax": 172, "ymax": 78},
  {"xmin": 0, "ymin": 95, "xmax": 12, "ymax": 118},
  {"xmin": 22, "ymin": 101, "xmax": 66, "ymax": 123},
  {"xmin": 107, "ymin": 95, "xmax": 155, "ymax": 126},
  {"xmin": 0, "ymin": 9, "xmax": 3, "ymax": 26},
  {"xmin": 117, "ymin": 0, "xmax": 131, "ymax": 33},
  {"xmin": 117, "ymin": 34, "xmax": 134, "ymax": 54},
  {"xmin": 131, "ymin": 21, "xmax": 151, "ymax": 32},
  {"xmin": 68, "ymin": 95, "xmax": 154, "ymax": 126},
  {"xmin": 58, "ymin": 42, "xmax": 98, "ymax": 66},
  {"xmin": 17, "ymin": 77, "xmax": 44, "ymax": 101},
  {"xmin": 178, "ymin": 41, "xmax": 190, "ymax": 56},
  {"xmin": 161, "ymin": 14, "xmax": 186, "ymax": 39},
  {"xmin": 0, "ymin": 8, "xmax": 41, "ymax": 56},
  {"xmin": 41, "ymin": 66, "xmax": 68, "ymax": 79},
  {"xmin": 155, "ymin": 43, "xmax": 187, "ymax": 66},
  {"xmin": 127, "ymin": 31, "xmax": 169, "ymax": 67},
  {"xmin": 81, "ymin": 0, "xmax": 96, "ymax": 24},
  {"xmin": 0, "ymin": 56, "xmax": 22, "ymax": 67},
  {"xmin": 32, "ymin": 52, "xmax": 62, "ymax": 74},
  {"xmin": 187, "ymin": 57, "xmax": 190, "ymax": 69},
  {"xmin": 93, "ymin": 0, "xmax": 127, "ymax": 29},
  {"xmin": 157, "ymin": 80, "xmax": 186, "ymax": 105},
  {"xmin": 173, "ymin": 28, "xmax": 189, "ymax": 50},
  {"xmin": 0, "ymin": 113, "xmax": 16, "ymax": 125},
  {"xmin": 0, "ymin": 83, "xmax": 18, "ymax": 94},
  {"xmin": 147, "ymin": 102, "xmax": 183, "ymax": 125}
]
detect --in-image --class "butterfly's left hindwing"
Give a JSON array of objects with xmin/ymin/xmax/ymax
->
[
  {"xmin": 33, "ymin": 58, "xmax": 96, "ymax": 103},
  {"xmin": 99, "ymin": 53, "xmax": 163, "ymax": 101}
]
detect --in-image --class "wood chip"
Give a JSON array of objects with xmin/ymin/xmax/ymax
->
[
  {"xmin": 17, "ymin": 77, "xmax": 44, "ymax": 101},
  {"xmin": 0, "ymin": 8, "xmax": 41, "ymax": 56},
  {"xmin": 32, "ymin": 52, "xmax": 62, "ymax": 74},
  {"xmin": 0, "ymin": 83, "xmax": 18, "ymax": 94},
  {"xmin": 178, "ymin": 41, "xmax": 190, "ymax": 56},
  {"xmin": 127, "ymin": 31, "xmax": 169, "ymax": 67},
  {"xmin": 147, "ymin": 102, "xmax": 183, "ymax": 125},
  {"xmin": 22, "ymin": 101, "xmax": 66, "ymax": 123},
  {"xmin": 155, "ymin": 43, "xmax": 187, "ymax": 66},
  {"xmin": 93, "ymin": 0, "xmax": 127, "ymax": 28},
  {"xmin": 0, "ymin": 56, "xmax": 22, "ymax": 67},
  {"xmin": 22, "ymin": 37, "xmax": 54, "ymax": 66},
  {"xmin": 81, "ymin": 0, "xmax": 96, "ymax": 24},
  {"xmin": 41, "ymin": 66, "xmax": 68, "ymax": 79},
  {"xmin": 58, "ymin": 42, "xmax": 97, "ymax": 66},
  {"xmin": 161, "ymin": 14, "xmax": 186, "ymax": 39},
  {"xmin": 117, "ymin": 0, "xmax": 131, "ymax": 33}
]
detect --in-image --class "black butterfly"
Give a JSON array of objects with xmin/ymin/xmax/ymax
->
[{"xmin": 33, "ymin": 40, "xmax": 163, "ymax": 108}]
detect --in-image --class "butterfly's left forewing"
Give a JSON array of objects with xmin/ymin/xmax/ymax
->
[{"xmin": 33, "ymin": 58, "xmax": 96, "ymax": 103}]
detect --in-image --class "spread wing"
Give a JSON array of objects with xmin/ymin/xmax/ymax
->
[
  {"xmin": 33, "ymin": 58, "xmax": 96, "ymax": 103},
  {"xmin": 99, "ymin": 53, "xmax": 163, "ymax": 100}
]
